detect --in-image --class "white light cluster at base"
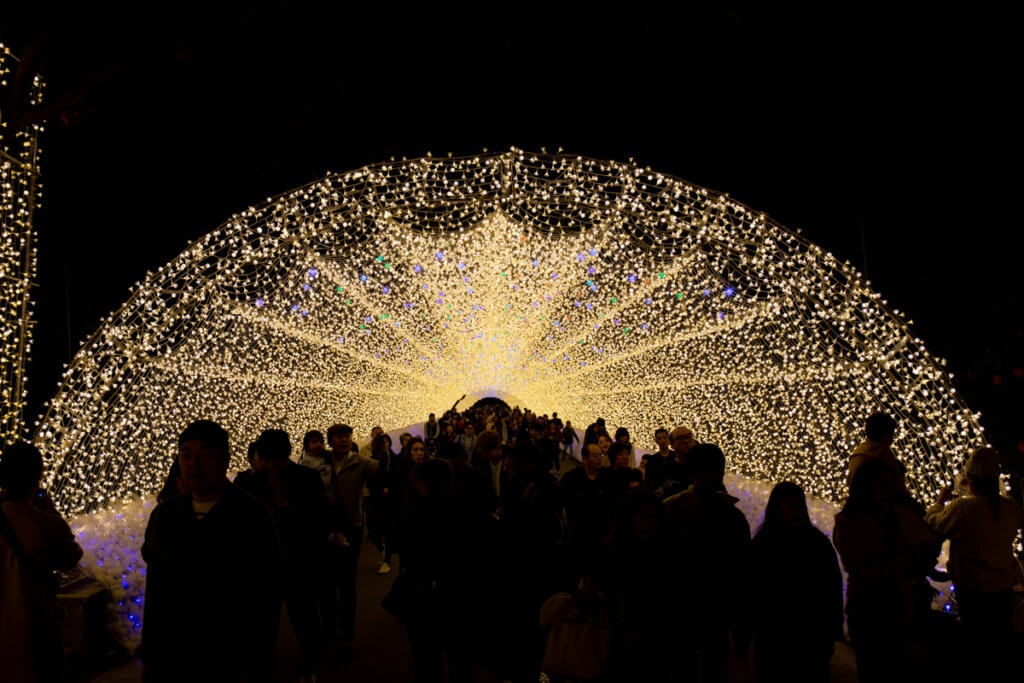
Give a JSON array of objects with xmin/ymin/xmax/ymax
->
[{"xmin": 34, "ymin": 151, "xmax": 984, "ymax": 514}]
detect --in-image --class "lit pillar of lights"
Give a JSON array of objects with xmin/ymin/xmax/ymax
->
[
  {"xmin": 0, "ymin": 44, "xmax": 44, "ymax": 445},
  {"xmin": 33, "ymin": 150, "xmax": 985, "ymax": 514}
]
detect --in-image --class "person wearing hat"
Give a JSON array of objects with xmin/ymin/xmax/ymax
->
[{"xmin": 925, "ymin": 447, "xmax": 1024, "ymax": 673}]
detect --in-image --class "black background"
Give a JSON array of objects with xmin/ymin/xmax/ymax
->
[{"xmin": 3, "ymin": 3, "xmax": 1022, "ymax": 458}]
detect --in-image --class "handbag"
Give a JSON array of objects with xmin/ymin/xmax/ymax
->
[{"xmin": 540, "ymin": 593, "xmax": 611, "ymax": 681}]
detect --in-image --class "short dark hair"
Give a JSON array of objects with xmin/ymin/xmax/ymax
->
[
  {"xmin": 257, "ymin": 429, "xmax": 292, "ymax": 461},
  {"xmin": 688, "ymin": 443, "xmax": 726, "ymax": 480},
  {"xmin": 179, "ymin": 420, "xmax": 230, "ymax": 461},
  {"xmin": 614, "ymin": 427, "xmax": 629, "ymax": 440},
  {"xmin": 474, "ymin": 429, "xmax": 501, "ymax": 455},
  {"xmin": 247, "ymin": 441, "xmax": 259, "ymax": 462},
  {"xmin": 0, "ymin": 441, "xmax": 44, "ymax": 498},
  {"xmin": 865, "ymin": 413, "xmax": 897, "ymax": 441},
  {"xmin": 596, "ymin": 418, "xmax": 605, "ymax": 426},
  {"xmin": 654, "ymin": 428, "xmax": 669, "ymax": 438},
  {"xmin": 608, "ymin": 442, "xmax": 631, "ymax": 462},
  {"xmin": 327, "ymin": 424, "xmax": 353, "ymax": 441},
  {"xmin": 303, "ymin": 430, "xmax": 325, "ymax": 451}
]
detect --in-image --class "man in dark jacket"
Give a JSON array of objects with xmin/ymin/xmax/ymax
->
[
  {"xmin": 142, "ymin": 420, "xmax": 283, "ymax": 682},
  {"xmin": 650, "ymin": 425, "xmax": 697, "ymax": 498},
  {"xmin": 663, "ymin": 443, "xmax": 751, "ymax": 683},
  {"xmin": 236, "ymin": 429, "xmax": 327, "ymax": 682}
]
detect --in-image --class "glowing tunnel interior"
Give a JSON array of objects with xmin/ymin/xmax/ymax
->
[{"xmin": 36, "ymin": 151, "xmax": 985, "ymax": 514}]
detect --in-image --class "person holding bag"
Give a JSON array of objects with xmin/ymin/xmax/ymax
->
[
  {"xmin": 539, "ymin": 573, "xmax": 612, "ymax": 682},
  {"xmin": 0, "ymin": 441, "xmax": 84, "ymax": 682}
]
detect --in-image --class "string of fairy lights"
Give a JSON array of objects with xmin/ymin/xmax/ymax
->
[
  {"xmin": 0, "ymin": 43, "xmax": 44, "ymax": 445},
  {"xmin": 32, "ymin": 150, "xmax": 986, "ymax": 514}
]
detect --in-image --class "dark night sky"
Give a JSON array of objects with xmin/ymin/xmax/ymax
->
[{"xmin": 3, "ymin": 3, "xmax": 1022, "ymax": 454}]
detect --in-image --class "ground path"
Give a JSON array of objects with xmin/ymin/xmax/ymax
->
[{"xmin": 90, "ymin": 536, "xmax": 858, "ymax": 682}]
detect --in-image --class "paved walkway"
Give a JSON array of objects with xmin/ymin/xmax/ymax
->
[{"xmin": 90, "ymin": 538, "xmax": 858, "ymax": 682}]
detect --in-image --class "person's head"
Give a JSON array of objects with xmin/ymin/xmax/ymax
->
[
  {"xmin": 407, "ymin": 437, "xmax": 427, "ymax": 464},
  {"xmin": 597, "ymin": 433, "xmax": 612, "ymax": 454},
  {"xmin": 370, "ymin": 426, "xmax": 384, "ymax": 441},
  {"xmin": 865, "ymin": 412, "xmax": 897, "ymax": 445},
  {"xmin": 654, "ymin": 428, "xmax": 670, "ymax": 451},
  {"xmin": 669, "ymin": 426, "xmax": 696, "ymax": 458},
  {"xmin": 761, "ymin": 482, "xmax": 811, "ymax": 532},
  {"xmin": 846, "ymin": 459, "xmax": 897, "ymax": 514},
  {"xmin": 410, "ymin": 458, "xmax": 453, "ymax": 499},
  {"xmin": 596, "ymin": 418, "xmax": 605, "ymax": 428},
  {"xmin": 178, "ymin": 420, "xmax": 231, "ymax": 495},
  {"xmin": 371, "ymin": 433, "xmax": 391, "ymax": 459},
  {"xmin": 688, "ymin": 443, "xmax": 726, "ymax": 491},
  {"xmin": 614, "ymin": 427, "xmax": 629, "ymax": 444},
  {"xmin": 528, "ymin": 422, "xmax": 543, "ymax": 438},
  {"xmin": 610, "ymin": 488, "xmax": 663, "ymax": 544},
  {"xmin": 247, "ymin": 441, "xmax": 262, "ymax": 472},
  {"xmin": 399, "ymin": 432, "xmax": 412, "ymax": 449},
  {"xmin": 326, "ymin": 424, "xmax": 353, "ymax": 454},
  {"xmin": 0, "ymin": 441, "xmax": 44, "ymax": 500},
  {"xmin": 444, "ymin": 423, "xmax": 455, "ymax": 436},
  {"xmin": 965, "ymin": 448, "xmax": 1002, "ymax": 519},
  {"xmin": 303, "ymin": 430, "xmax": 325, "ymax": 456},
  {"xmin": 464, "ymin": 422, "xmax": 476, "ymax": 436},
  {"xmin": 428, "ymin": 413, "xmax": 436, "ymax": 423},
  {"xmin": 474, "ymin": 430, "xmax": 503, "ymax": 464},
  {"xmin": 608, "ymin": 442, "xmax": 631, "ymax": 470},
  {"xmin": 583, "ymin": 443, "xmax": 603, "ymax": 471},
  {"xmin": 256, "ymin": 429, "xmax": 292, "ymax": 475},
  {"xmin": 565, "ymin": 420, "xmax": 572, "ymax": 429}
]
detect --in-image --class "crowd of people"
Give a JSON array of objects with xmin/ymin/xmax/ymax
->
[{"xmin": 0, "ymin": 403, "xmax": 1022, "ymax": 682}]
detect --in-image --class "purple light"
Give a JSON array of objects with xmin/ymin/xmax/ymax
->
[
  {"xmin": 255, "ymin": 298, "xmax": 264, "ymax": 307},
  {"xmin": 308, "ymin": 268, "xmax": 318, "ymax": 278}
]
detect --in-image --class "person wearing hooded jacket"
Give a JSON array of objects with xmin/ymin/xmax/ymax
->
[{"xmin": 663, "ymin": 443, "xmax": 751, "ymax": 683}]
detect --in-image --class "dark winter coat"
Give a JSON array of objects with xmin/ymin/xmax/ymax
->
[{"xmin": 141, "ymin": 483, "xmax": 283, "ymax": 681}]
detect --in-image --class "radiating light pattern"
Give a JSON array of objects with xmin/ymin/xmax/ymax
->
[
  {"xmin": 35, "ymin": 150, "xmax": 984, "ymax": 514},
  {"xmin": 0, "ymin": 44, "xmax": 44, "ymax": 444}
]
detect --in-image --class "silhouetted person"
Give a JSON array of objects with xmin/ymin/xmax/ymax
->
[
  {"xmin": 560, "ymin": 443, "xmax": 615, "ymax": 574},
  {"xmin": 367, "ymin": 433, "xmax": 404, "ymax": 574},
  {"xmin": 643, "ymin": 427, "xmax": 673, "ymax": 487},
  {"xmin": 232, "ymin": 440, "xmax": 262, "ymax": 491},
  {"xmin": 396, "ymin": 459, "xmax": 475, "ymax": 683},
  {"xmin": 425, "ymin": 413, "xmax": 439, "ymax": 440},
  {"xmin": 471, "ymin": 429, "xmax": 508, "ymax": 503},
  {"xmin": 833, "ymin": 460, "xmax": 936, "ymax": 683},
  {"xmin": 651, "ymin": 425, "xmax": 697, "ymax": 497},
  {"xmin": 751, "ymin": 482, "xmax": 843, "ymax": 683},
  {"xmin": 847, "ymin": 412, "xmax": 907, "ymax": 492},
  {"xmin": 601, "ymin": 441, "xmax": 642, "ymax": 509},
  {"xmin": 0, "ymin": 442, "xmax": 84, "ymax": 682},
  {"xmin": 600, "ymin": 488, "xmax": 678, "ymax": 682},
  {"xmin": 141, "ymin": 420, "xmax": 283, "ymax": 682},
  {"xmin": 925, "ymin": 448, "xmax": 1024, "ymax": 676},
  {"xmin": 236, "ymin": 429, "xmax": 327, "ymax": 682},
  {"xmin": 663, "ymin": 444, "xmax": 751, "ymax": 683},
  {"xmin": 325, "ymin": 422, "xmax": 380, "ymax": 652},
  {"xmin": 298, "ymin": 429, "xmax": 334, "ymax": 502}
]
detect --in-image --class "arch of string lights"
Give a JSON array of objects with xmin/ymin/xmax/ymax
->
[{"xmin": 36, "ymin": 150, "xmax": 984, "ymax": 514}]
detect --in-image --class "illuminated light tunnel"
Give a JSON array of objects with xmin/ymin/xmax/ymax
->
[{"xmin": 36, "ymin": 150, "xmax": 985, "ymax": 515}]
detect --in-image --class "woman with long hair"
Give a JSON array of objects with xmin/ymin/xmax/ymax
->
[{"xmin": 751, "ymin": 482, "xmax": 843, "ymax": 682}]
